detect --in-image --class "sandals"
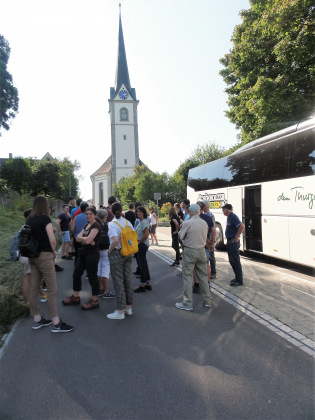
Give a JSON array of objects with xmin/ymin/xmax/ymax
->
[
  {"xmin": 81, "ymin": 298, "xmax": 99, "ymax": 310},
  {"xmin": 62, "ymin": 295, "xmax": 81, "ymax": 305}
]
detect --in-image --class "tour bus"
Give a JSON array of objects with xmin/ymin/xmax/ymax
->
[{"xmin": 187, "ymin": 117, "xmax": 315, "ymax": 268}]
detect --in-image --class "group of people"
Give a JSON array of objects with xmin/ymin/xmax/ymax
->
[{"xmin": 22, "ymin": 192, "xmax": 245, "ymax": 331}]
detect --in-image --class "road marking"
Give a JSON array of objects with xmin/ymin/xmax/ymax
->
[
  {"xmin": 149, "ymin": 248, "xmax": 315, "ymax": 358},
  {"xmin": 0, "ymin": 319, "xmax": 21, "ymax": 361}
]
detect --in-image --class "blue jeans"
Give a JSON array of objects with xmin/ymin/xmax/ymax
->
[{"xmin": 226, "ymin": 240, "xmax": 243, "ymax": 283}]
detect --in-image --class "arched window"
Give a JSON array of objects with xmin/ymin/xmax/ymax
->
[{"xmin": 120, "ymin": 107, "xmax": 129, "ymax": 121}]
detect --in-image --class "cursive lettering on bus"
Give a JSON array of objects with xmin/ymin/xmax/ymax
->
[
  {"xmin": 291, "ymin": 186, "xmax": 314, "ymax": 210},
  {"xmin": 277, "ymin": 193, "xmax": 291, "ymax": 202}
]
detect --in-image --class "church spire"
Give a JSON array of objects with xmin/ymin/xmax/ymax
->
[{"xmin": 112, "ymin": 4, "xmax": 136, "ymax": 100}]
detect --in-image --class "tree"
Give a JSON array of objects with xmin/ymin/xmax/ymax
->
[
  {"xmin": 220, "ymin": 0, "xmax": 315, "ymax": 144},
  {"xmin": 0, "ymin": 35, "xmax": 19, "ymax": 134},
  {"xmin": 174, "ymin": 143, "xmax": 226, "ymax": 184},
  {"xmin": 1, "ymin": 157, "xmax": 32, "ymax": 194}
]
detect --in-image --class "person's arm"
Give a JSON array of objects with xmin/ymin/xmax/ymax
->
[
  {"xmin": 56, "ymin": 218, "xmax": 63, "ymax": 235},
  {"xmin": 138, "ymin": 227, "xmax": 149, "ymax": 245},
  {"xmin": 154, "ymin": 213, "xmax": 158, "ymax": 227},
  {"xmin": 45, "ymin": 223, "xmax": 57, "ymax": 259},
  {"xmin": 210, "ymin": 226, "xmax": 216, "ymax": 250},
  {"xmin": 173, "ymin": 218, "xmax": 179, "ymax": 233},
  {"xmin": 80, "ymin": 228, "xmax": 99, "ymax": 245},
  {"xmin": 76, "ymin": 229, "xmax": 85, "ymax": 243},
  {"xmin": 69, "ymin": 217, "xmax": 76, "ymax": 234},
  {"xmin": 178, "ymin": 222, "xmax": 188, "ymax": 240},
  {"xmin": 234, "ymin": 223, "xmax": 245, "ymax": 242},
  {"xmin": 108, "ymin": 236, "xmax": 119, "ymax": 254}
]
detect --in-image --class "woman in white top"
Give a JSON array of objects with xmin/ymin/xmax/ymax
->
[{"xmin": 107, "ymin": 202, "xmax": 134, "ymax": 320}]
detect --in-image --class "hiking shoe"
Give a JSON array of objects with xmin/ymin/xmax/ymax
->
[
  {"xmin": 32, "ymin": 317, "xmax": 52, "ymax": 330},
  {"xmin": 134, "ymin": 286, "xmax": 146, "ymax": 293},
  {"xmin": 107, "ymin": 310, "xmax": 125, "ymax": 320},
  {"xmin": 145, "ymin": 284, "xmax": 152, "ymax": 291},
  {"xmin": 81, "ymin": 298, "xmax": 99, "ymax": 310},
  {"xmin": 51, "ymin": 320, "xmax": 74, "ymax": 333},
  {"xmin": 62, "ymin": 295, "xmax": 81, "ymax": 305},
  {"xmin": 40, "ymin": 294, "xmax": 47, "ymax": 303},
  {"xmin": 124, "ymin": 307, "xmax": 133, "ymax": 316},
  {"xmin": 175, "ymin": 302, "xmax": 193, "ymax": 311},
  {"xmin": 98, "ymin": 290, "xmax": 105, "ymax": 297},
  {"xmin": 103, "ymin": 291, "xmax": 116, "ymax": 299}
]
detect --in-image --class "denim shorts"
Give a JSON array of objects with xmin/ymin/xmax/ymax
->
[{"xmin": 62, "ymin": 231, "xmax": 70, "ymax": 242}]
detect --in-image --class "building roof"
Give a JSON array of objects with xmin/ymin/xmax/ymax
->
[
  {"xmin": 90, "ymin": 156, "xmax": 112, "ymax": 178},
  {"xmin": 110, "ymin": 6, "xmax": 137, "ymax": 101}
]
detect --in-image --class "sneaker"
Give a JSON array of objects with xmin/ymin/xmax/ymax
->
[
  {"xmin": 103, "ymin": 291, "xmax": 116, "ymax": 299},
  {"xmin": 124, "ymin": 307, "xmax": 133, "ymax": 316},
  {"xmin": 145, "ymin": 284, "xmax": 152, "ymax": 291},
  {"xmin": 65, "ymin": 256, "xmax": 73, "ymax": 260},
  {"xmin": 61, "ymin": 256, "xmax": 67, "ymax": 259},
  {"xmin": 98, "ymin": 290, "xmax": 105, "ymax": 297},
  {"xmin": 51, "ymin": 320, "xmax": 74, "ymax": 333},
  {"xmin": 40, "ymin": 294, "xmax": 47, "ymax": 303},
  {"xmin": 133, "ymin": 270, "xmax": 141, "ymax": 275},
  {"xmin": 175, "ymin": 302, "xmax": 193, "ymax": 311},
  {"xmin": 170, "ymin": 261, "xmax": 179, "ymax": 267},
  {"xmin": 134, "ymin": 286, "xmax": 146, "ymax": 293},
  {"xmin": 204, "ymin": 303, "xmax": 211, "ymax": 308},
  {"xmin": 107, "ymin": 310, "xmax": 125, "ymax": 320},
  {"xmin": 62, "ymin": 295, "xmax": 81, "ymax": 305},
  {"xmin": 210, "ymin": 273, "xmax": 216, "ymax": 279},
  {"xmin": 55, "ymin": 264, "xmax": 64, "ymax": 272},
  {"xmin": 32, "ymin": 317, "xmax": 52, "ymax": 330},
  {"xmin": 81, "ymin": 298, "xmax": 99, "ymax": 310}
]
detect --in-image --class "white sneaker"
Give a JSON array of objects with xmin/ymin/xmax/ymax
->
[
  {"xmin": 124, "ymin": 307, "xmax": 133, "ymax": 316},
  {"xmin": 204, "ymin": 303, "xmax": 211, "ymax": 308},
  {"xmin": 175, "ymin": 302, "xmax": 193, "ymax": 311},
  {"xmin": 107, "ymin": 310, "xmax": 125, "ymax": 320}
]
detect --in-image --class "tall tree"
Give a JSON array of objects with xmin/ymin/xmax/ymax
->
[
  {"xmin": 0, "ymin": 35, "xmax": 19, "ymax": 134},
  {"xmin": 0, "ymin": 157, "xmax": 32, "ymax": 194},
  {"xmin": 220, "ymin": 0, "xmax": 315, "ymax": 144}
]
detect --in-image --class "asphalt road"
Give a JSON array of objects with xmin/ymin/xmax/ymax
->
[{"xmin": 0, "ymin": 252, "xmax": 314, "ymax": 420}]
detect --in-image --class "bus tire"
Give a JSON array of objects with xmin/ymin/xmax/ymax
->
[{"xmin": 215, "ymin": 223, "xmax": 225, "ymax": 250}]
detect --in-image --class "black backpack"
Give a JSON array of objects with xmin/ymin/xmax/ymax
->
[
  {"xmin": 19, "ymin": 224, "xmax": 40, "ymax": 258},
  {"xmin": 99, "ymin": 223, "xmax": 110, "ymax": 250}
]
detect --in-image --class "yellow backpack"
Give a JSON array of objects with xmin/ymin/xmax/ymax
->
[{"xmin": 113, "ymin": 220, "xmax": 138, "ymax": 257}]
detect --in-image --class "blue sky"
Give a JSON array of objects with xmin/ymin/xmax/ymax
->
[{"xmin": 0, "ymin": 0, "xmax": 250, "ymax": 199}]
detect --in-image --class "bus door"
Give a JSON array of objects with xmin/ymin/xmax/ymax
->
[
  {"xmin": 244, "ymin": 185, "xmax": 262, "ymax": 252},
  {"xmin": 227, "ymin": 188, "xmax": 244, "ymax": 249}
]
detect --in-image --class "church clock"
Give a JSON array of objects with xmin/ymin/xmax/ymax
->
[{"xmin": 119, "ymin": 89, "xmax": 129, "ymax": 100}]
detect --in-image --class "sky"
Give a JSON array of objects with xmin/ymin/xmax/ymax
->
[{"xmin": 0, "ymin": 0, "xmax": 250, "ymax": 200}]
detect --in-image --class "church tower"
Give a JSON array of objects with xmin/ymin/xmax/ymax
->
[
  {"xmin": 90, "ymin": 6, "xmax": 140, "ymax": 205},
  {"xmin": 109, "ymin": 5, "xmax": 140, "ymax": 186}
]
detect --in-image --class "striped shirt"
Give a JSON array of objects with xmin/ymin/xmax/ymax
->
[{"xmin": 178, "ymin": 215, "xmax": 208, "ymax": 248}]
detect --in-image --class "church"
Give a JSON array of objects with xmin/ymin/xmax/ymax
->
[{"xmin": 90, "ymin": 7, "xmax": 143, "ymax": 206}]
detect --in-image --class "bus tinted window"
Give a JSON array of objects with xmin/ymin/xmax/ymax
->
[{"xmin": 188, "ymin": 127, "xmax": 315, "ymax": 192}]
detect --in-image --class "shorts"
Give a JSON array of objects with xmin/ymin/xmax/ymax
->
[
  {"xmin": 150, "ymin": 225, "xmax": 156, "ymax": 234},
  {"xmin": 19, "ymin": 255, "xmax": 31, "ymax": 275},
  {"xmin": 61, "ymin": 231, "xmax": 70, "ymax": 242},
  {"xmin": 97, "ymin": 249, "xmax": 110, "ymax": 278},
  {"xmin": 205, "ymin": 248, "xmax": 210, "ymax": 264}
]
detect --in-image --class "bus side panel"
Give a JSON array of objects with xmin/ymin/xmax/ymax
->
[
  {"xmin": 227, "ymin": 188, "xmax": 244, "ymax": 250},
  {"xmin": 288, "ymin": 218, "xmax": 315, "ymax": 267},
  {"xmin": 261, "ymin": 216, "xmax": 290, "ymax": 260}
]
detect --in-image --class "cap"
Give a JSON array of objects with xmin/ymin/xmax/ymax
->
[{"xmin": 189, "ymin": 204, "xmax": 200, "ymax": 213}]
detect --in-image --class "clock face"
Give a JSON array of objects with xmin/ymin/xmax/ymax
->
[{"xmin": 119, "ymin": 89, "xmax": 129, "ymax": 100}]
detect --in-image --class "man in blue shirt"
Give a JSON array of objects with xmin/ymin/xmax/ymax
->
[{"xmin": 222, "ymin": 203, "xmax": 245, "ymax": 286}]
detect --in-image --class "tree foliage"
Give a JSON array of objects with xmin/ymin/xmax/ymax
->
[
  {"xmin": 0, "ymin": 156, "xmax": 80, "ymax": 200},
  {"xmin": 0, "ymin": 35, "xmax": 19, "ymax": 135},
  {"xmin": 220, "ymin": 0, "xmax": 315, "ymax": 144}
]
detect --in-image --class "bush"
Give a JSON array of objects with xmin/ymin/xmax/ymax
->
[{"xmin": 160, "ymin": 202, "xmax": 172, "ymax": 218}]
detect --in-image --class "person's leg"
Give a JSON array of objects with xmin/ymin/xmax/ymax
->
[
  {"xmin": 73, "ymin": 237, "xmax": 80, "ymax": 265},
  {"xmin": 85, "ymin": 252, "xmax": 100, "ymax": 298},
  {"xmin": 210, "ymin": 249, "xmax": 216, "ymax": 276},
  {"xmin": 181, "ymin": 247, "xmax": 195, "ymax": 308},
  {"xmin": 64, "ymin": 241, "xmax": 70, "ymax": 257},
  {"xmin": 194, "ymin": 248, "xmax": 211, "ymax": 305},
  {"xmin": 22, "ymin": 273, "xmax": 31, "ymax": 303},
  {"xmin": 109, "ymin": 249, "xmax": 125, "ymax": 312},
  {"xmin": 97, "ymin": 250, "xmax": 105, "ymax": 293},
  {"xmin": 37, "ymin": 252, "xmax": 59, "ymax": 320},
  {"xmin": 72, "ymin": 256, "xmax": 86, "ymax": 293},
  {"xmin": 123, "ymin": 256, "xmax": 134, "ymax": 308},
  {"xmin": 229, "ymin": 242, "xmax": 243, "ymax": 283},
  {"xmin": 29, "ymin": 259, "xmax": 42, "ymax": 318},
  {"xmin": 138, "ymin": 243, "xmax": 150, "ymax": 286},
  {"xmin": 61, "ymin": 240, "xmax": 66, "ymax": 257},
  {"xmin": 172, "ymin": 234, "xmax": 180, "ymax": 262}
]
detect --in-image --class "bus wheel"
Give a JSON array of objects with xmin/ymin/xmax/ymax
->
[{"xmin": 215, "ymin": 223, "xmax": 225, "ymax": 250}]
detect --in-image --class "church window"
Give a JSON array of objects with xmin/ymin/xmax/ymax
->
[
  {"xmin": 120, "ymin": 107, "xmax": 129, "ymax": 121},
  {"xmin": 99, "ymin": 182, "xmax": 104, "ymax": 205},
  {"xmin": 124, "ymin": 159, "xmax": 127, "ymax": 164}
]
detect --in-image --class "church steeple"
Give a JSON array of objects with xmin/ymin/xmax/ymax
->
[{"xmin": 111, "ymin": 4, "xmax": 136, "ymax": 100}]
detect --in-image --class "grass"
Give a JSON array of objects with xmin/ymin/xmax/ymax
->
[{"xmin": 0, "ymin": 208, "xmax": 29, "ymax": 340}]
